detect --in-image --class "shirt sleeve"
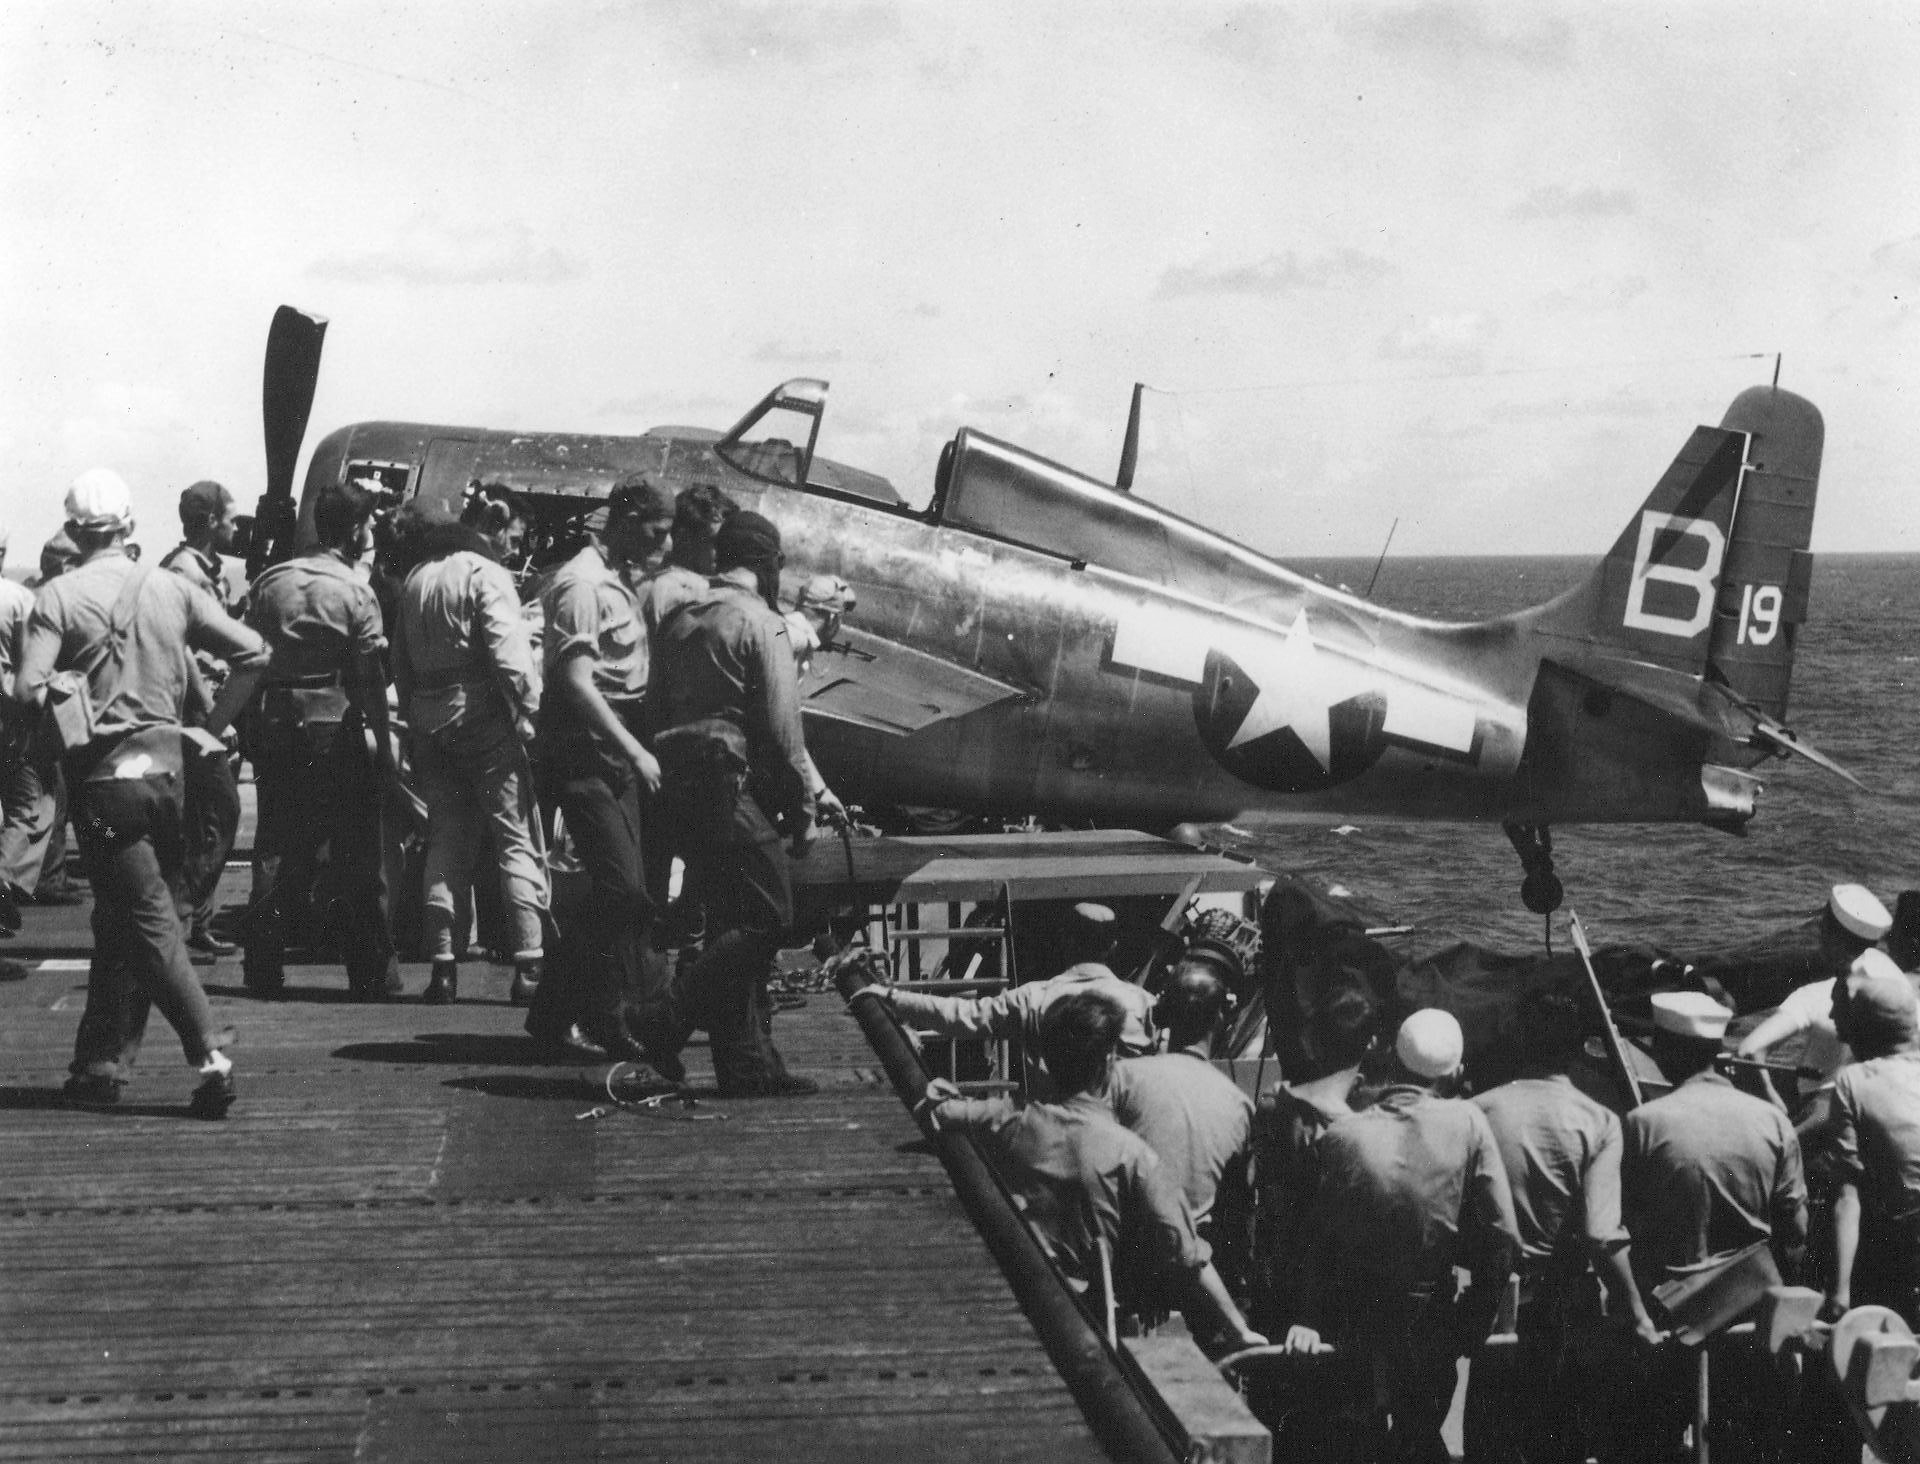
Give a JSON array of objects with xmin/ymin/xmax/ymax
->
[
  {"xmin": 1583, "ymin": 1110, "xmax": 1631, "ymax": 1251},
  {"xmin": 13, "ymin": 596, "xmax": 63, "ymax": 706},
  {"xmin": 184, "ymin": 581, "xmax": 270, "ymax": 673},
  {"xmin": 1827, "ymin": 1068, "xmax": 1864, "ymax": 1184},
  {"xmin": 543, "ymin": 572, "xmax": 601, "ymax": 668},
  {"xmin": 1771, "ymin": 1113, "xmax": 1810, "ymax": 1252},
  {"xmin": 1462, "ymin": 1107, "xmax": 1522, "ymax": 1285},
  {"xmin": 476, "ymin": 562, "xmax": 539, "ymax": 728},
  {"xmin": 749, "ymin": 610, "xmax": 815, "ymax": 830},
  {"xmin": 890, "ymin": 985, "xmax": 1024, "ymax": 1041},
  {"xmin": 1125, "ymin": 1145, "xmax": 1211, "ymax": 1274}
]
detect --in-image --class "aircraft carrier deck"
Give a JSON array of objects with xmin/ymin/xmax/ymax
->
[
  {"xmin": 0, "ymin": 831, "xmax": 1276, "ymax": 1463},
  {"xmin": 0, "ymin": 876, "xmax": 1125, "ymax": 1463}
]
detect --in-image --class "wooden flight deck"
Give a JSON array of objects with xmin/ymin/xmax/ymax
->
[{"xmin": 0, "ymin": 829, "xmax": 1271, "ymax": 1463}]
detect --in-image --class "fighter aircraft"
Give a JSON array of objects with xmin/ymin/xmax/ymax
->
[{"xmin": 247, "ymin": 306, "xmax": 1854, "ymax": 910}]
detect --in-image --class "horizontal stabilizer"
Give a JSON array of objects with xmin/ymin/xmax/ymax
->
[
  {"xmin": 1749, "ymin": 717, "xmax": 1866, "ymax": 790},
  {"xmin": 799, "ymin": 627, "xmax": 1024, "ymax": 736}
]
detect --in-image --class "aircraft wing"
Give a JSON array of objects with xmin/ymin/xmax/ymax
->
[{"xmin": 798, "ymin": 627, "xmax": 1025, "ymax": 736}]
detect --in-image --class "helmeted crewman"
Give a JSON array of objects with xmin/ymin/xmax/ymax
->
[
  {"xmin": 12, "ymin": 469, "xmax": 268, "ymax": 1114},
  {"xmin": 639, "ymin": 509, "xmax": 818, "ymax": 1096},
  {"xmin": 241, "ymin": 479, "xmax": 399, "ymax": 1001}
]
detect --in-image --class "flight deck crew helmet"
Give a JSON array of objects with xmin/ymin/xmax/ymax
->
[
  {"xmin": 714, "ymin": 510, "xmax": 785, "ymax": 610},
  {"xmin": 65, "ymin": 468, "xmax": 134, "ymax": 533}
]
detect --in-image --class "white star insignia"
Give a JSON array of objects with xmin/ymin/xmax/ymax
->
[{"xmin": 1226, "ymin": 611, "xmax": 1380, "ymax": 770}]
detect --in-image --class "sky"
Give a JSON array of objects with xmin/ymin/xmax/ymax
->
[{"xmin": 3, "ymin": 1, "xmax": 1916, "ymax": 585}]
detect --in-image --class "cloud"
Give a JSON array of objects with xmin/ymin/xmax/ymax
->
[
  {"xmin": 1196, "ymin": 3, "xmax": 1293, "ymax": 66},
  {"xmin": 1156, "ymin": 248, "xmax": 1393, "ymax": 298},
  {"xmin": 1869, "ymin": 233, "xmax": 1920, "ymax": 287},
  {"xmin": 1351, "ymin": 2, "xmax": 1572, "ymax": 67},
  {"xmin": 1509, "ymin": 185, "xmax": 1637, "ymax": 220},
  {"xmin": 667, "ymin": 1, "xmax": 904, "ymax": 69},
  {"xmin": 1376, "ymin": 312, "xmax": 1497, "ymax": 369},
  {"xmin": 1537, "ymin": 273, "xmax": 1650, "ymax": 310},
  {"xmin": 309, "ymin": 221, "xmax": 583, "ymax": 285},
  {"xmin": 753, "ymin": 341, "xmax": 845, "ymax": 366}
]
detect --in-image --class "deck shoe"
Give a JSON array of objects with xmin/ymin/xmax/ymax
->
[
  {"xmin": 186, "ymin": 926, "xmax": 237, "ymax": 959},
  {"xmin": 421, "ymin": 959, "xmax": 458, "ymax": 1005},
  {"xmin": 188, "ymin": 1070, "xmax": 236, "ymax": 1119},
  {"xmin": 62, "ymin": 1073, "xmax": 124, "ymax": 1107},
  {"xmin": 525, "ymin": 1021, "xmax": 608, "ymax": 1064},
  {"xmin": 508, "ymin": 957, "xmax": 542, "ymax": 1007}
]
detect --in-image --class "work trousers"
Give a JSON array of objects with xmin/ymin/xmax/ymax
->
[
  {"xmin": 1462, "ymin": 1270, "xmax": 1597, "ymax": 1464},
  {"xmin": 415, "ymin": 714, "xmax": 547, "ymax": 963},
  {"xmin": 244, "ymin": 744, "xmax": 395, "ymax": 993},
  {"xmin": 175, "ymin": 745, "xmax": 239, "ymax": 934},
  {"xmin": 530, "ymin": 766, "xmax": 651, "ymax": 1041},
  {"xmin": 0, "ymin": 747, "xmax": 61, "ymax": 893},
  {"xmin": 68, "ymin": 771, "xmax": 232, "ymax": 1082},
  {"xmin": 639, "ymin": 783, "xmax": 794, "ymax": 1090},
  {"xmin": 1322, "ymin": 1282, "xmax": 1465, "ymax": 1464}
]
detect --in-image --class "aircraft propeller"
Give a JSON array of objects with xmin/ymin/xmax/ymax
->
[{"xmin": 247, "ymin": 304, "xmax": 328, "ymax": 579}]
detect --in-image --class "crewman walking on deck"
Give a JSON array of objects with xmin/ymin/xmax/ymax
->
[
  {"xmin": 638, "ymin": 509, "xmax": 820, "ymax": 1096},
  {"xmin": 1611, "ymin": 991, "xmax": 1807, "ymax": 1464},
  {"xmin": 392, "ymin": 508, "xmax": 545, "ymax": 1006},
  {"xmin": 240, "ymin": 479, "xmax": 400, "ymax": 1001},
  {"xmin": 525, "ymin": 475, "xmax": 673, "ymax": 1063},
  {"xmin": 160, "ymin": 480, "xmax": 245, "ymax": 958},
  {"xmin": 12, "ymin": 469, "xmax": 267, "ymax": 1114},
  {"xmin": 1285, "ymin": 1009, "xmax": 1520, "ymax": 1464},
  {"xmin": 1465, "ymin": 988, "xmax": 1664, "ymax": 1464}
]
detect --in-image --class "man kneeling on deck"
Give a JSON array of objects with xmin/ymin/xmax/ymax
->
[{"xmin": 912, "ymin": 989, "xmax": 1264, "ymax": 1352}]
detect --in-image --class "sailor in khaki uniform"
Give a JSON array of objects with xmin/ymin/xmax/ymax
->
[
  {"xmin": 12, "ymin": 469, "xmax": 267, "ymax": 1114},
  {"xmin": 241, "ymin": 480, "xmax": 398, "ymax": 1001}
]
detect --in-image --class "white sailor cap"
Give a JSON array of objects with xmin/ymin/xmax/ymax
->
[
  {"xmin": 1651, "ymin": 990, "xmax": 1732, "ymax": 1042},
  {"xmin": 1830, "ymin": 884, "xmax": 1893, "ymax": 942},
  {"xmin": 1071, "ymin": 902, "xmax": 1117, "ymax": 932},
  {"xmin": 1849, "ymin": 948, "xmax": 1905, "ymax": 984},
  {"xmin": 65, "ymin": 468, "xmax": 134, "ymax": 531},
  {"xmin": 1395, "ymin": 1008, "xmax": 1464, "ymax": 1079}
]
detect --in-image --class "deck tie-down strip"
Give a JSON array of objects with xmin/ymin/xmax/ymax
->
[
  {"xmin": 17, "ymin": 1362, "xmax": 1043, "ymax": 1411},
  {"xmin": 3, "ymin": 1184, "xmax": 951, "ymax": 1221}
]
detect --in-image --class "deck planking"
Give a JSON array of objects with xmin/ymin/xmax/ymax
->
[{"xmin": 0, "ymin": 869, "xmax": 1113, "ymax": 1463}]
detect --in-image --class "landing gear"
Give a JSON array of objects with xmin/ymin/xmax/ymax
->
[{"xmin": 1504, "ymin": 823, "xmax": 1564, "ymax": 915}]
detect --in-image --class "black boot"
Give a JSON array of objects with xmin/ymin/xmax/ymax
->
[
  {"xmin": 509, "ymin": 956, "xmax": 542, "ymax": 1007},
  {"xmin": 422, "ymin": 958, "xmax": 458, "ymax": 1005}
]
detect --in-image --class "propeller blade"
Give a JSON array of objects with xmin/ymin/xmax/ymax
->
[
  {"xmin": 1115, "ymin": 381, "xmax": 1145, "ymax": 492},
  {"xmin": 262, "ymin": 305, "xmax": 327, "ymax": 504}
]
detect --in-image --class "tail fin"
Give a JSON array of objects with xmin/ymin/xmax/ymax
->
[{"xmin": 1534, "ymin": 386, "xmax": 1822, "ymax": 719}]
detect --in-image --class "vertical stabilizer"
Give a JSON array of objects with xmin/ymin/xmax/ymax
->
[{"xmin": 1532, "ymin": 387, "xmax": 1822, "ymax": 721}]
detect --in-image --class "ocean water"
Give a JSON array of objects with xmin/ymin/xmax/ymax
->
[{"xmin": 1202, "ymin": 553, "xmax": 1920, "ymax": 956}]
